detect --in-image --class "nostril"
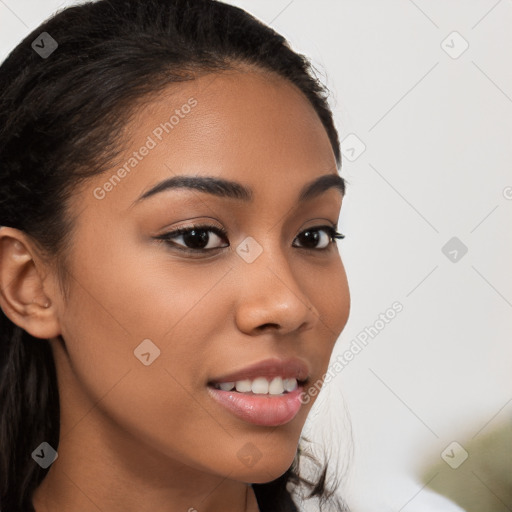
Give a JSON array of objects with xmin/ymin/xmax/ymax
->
[{"xmin": 257, "ymin": 323, "xmax": 279, "ymax": 331}]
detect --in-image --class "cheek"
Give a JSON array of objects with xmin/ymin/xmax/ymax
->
[
  {"xmin": 310, "ymin": 257, "xmax": 350, "ymax": 331},
  {"xmin": 57, "ymin": 242, "xmax": 257, "ymax": 473},
  {"xmin": 329, "ymin": 260, "xmax": 351, "ymax": 334},
  {"xmin": 59, "ymin": 234, "xmax": 234, "ymax": 390},
  {"xmin": 61, "ymin": 231, "xmax": 233, "ymax": 345},
  {"xmin": 301, "ymin": 258, "xmax": 350, "ymax": 384}
]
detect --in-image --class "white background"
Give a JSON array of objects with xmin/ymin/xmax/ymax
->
[{"xmin": 1, "ymin": 1, "xmax": 511, "ymax": 511}]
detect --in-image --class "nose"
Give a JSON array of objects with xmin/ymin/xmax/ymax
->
[{"xmin": 233, "ymin": 243, "xmax": 320, "ymax": 336}]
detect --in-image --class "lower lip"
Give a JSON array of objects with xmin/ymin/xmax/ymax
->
[{"xmin": 207, "ymin": 385, "xmax": 305, "ymax": 427}]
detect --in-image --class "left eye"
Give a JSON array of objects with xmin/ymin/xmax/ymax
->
[
  {"xmin": 155, "ymin": 224, "xmax": 344, "ymax": 253},
  {"xmin": 293, "ymin": 226, "xmax": 343, "ymax": 250}
]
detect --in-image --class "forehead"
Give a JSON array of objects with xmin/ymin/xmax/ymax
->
[{"xmin": 83, "ymin": 68, "xmax": 339, "ymax": 214}]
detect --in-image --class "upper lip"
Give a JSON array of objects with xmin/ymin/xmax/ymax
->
[{"xmin": 208, "ymin": 357, "xmax": 310, "ymax": 384}]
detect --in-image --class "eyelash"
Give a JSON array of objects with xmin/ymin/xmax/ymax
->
[{"xmin": 154, "ymin": 223, "xmax": 345, "ymax": 254}]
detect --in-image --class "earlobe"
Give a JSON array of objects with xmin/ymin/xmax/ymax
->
[{"xmin": 0, "ymin": 226, "xmax": 61, "ymax": 339}]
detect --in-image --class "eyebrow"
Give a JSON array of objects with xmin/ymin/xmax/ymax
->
[{"xmin": 133, "ymin": 172, "xmax": 345, "ymax": 205}]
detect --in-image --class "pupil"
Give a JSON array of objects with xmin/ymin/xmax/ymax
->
[
  {"xmin": 184, "ymin": 229, "xmax": 209, "ymax": 249},
  {"xmin": 301, "ymin": 230, "xmax": 319, "ymax": 248}
]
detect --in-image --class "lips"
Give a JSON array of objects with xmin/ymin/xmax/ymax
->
[
  {"xmin": 207, "ymin": 384, "xmax": 305, "ymax": 426},
  {"xmin": 207, "ymin": 357, "xmax": 311, "ymax": 426},
  {"xmin": 208, "ymin": 357, "xmax": 310, "ymax": 385}
]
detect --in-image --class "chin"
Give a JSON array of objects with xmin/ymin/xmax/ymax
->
[{"xmin": 231, "ymin": 450, "xmax": 298, "ymax": 484}]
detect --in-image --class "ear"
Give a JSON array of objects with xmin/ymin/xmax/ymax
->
[{"xmin": 0, "ymin": 226, "xmax": 61, "ymax": 339}]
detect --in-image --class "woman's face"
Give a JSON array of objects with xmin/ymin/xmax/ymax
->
[{"xmin": 50, "ymin": 68, "xmax": 350, "ymax": 485}]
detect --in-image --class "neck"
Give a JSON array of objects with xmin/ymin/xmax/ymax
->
[{"xmin": 32, "ymin": 461, "xmax": 260, "ymax": 512}]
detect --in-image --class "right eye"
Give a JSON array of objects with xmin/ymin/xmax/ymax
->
[{"xmin": 154, "ymin": 224, "xmax": 230, "ymax": 252}]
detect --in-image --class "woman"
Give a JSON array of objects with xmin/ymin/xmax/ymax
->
[{"xmin": 0, "ymin": 0, "xmax": 351, "ymax": 510}]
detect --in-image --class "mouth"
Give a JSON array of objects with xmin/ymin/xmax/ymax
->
[
  {"xmin": 207, "ymin": 376, "xmax": 309, "ymax": 396},
  {"xmin": 206, "ymin": 357, "xmax": 311, "ymax": 426}
]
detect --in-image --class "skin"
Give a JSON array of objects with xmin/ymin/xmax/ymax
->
[{"xmin": 0, "ymin": 67, "xmax": 350, "ymax": 512}]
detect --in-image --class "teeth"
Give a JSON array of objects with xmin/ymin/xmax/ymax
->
[
  {"xmin": 252, "ymin": 377, "xmax": 269, "ymax": 394},
  {"xmin": 219, "ymin": 381, "xmax": 235, "ymax": 391},
  {"xmin": 283, "ymin": 378, "xmax": 298, "ymax": 392},
  {"xmin": 214, "ymin": 377, "xmax": 298, "ymax": 395},
  {"xmin": 268, "ymin": 377, "xmax": 284, "ymax": 395},
  {"xmin": 235, "ymin": 380, "xmax": 252, "ymax": 393}
]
